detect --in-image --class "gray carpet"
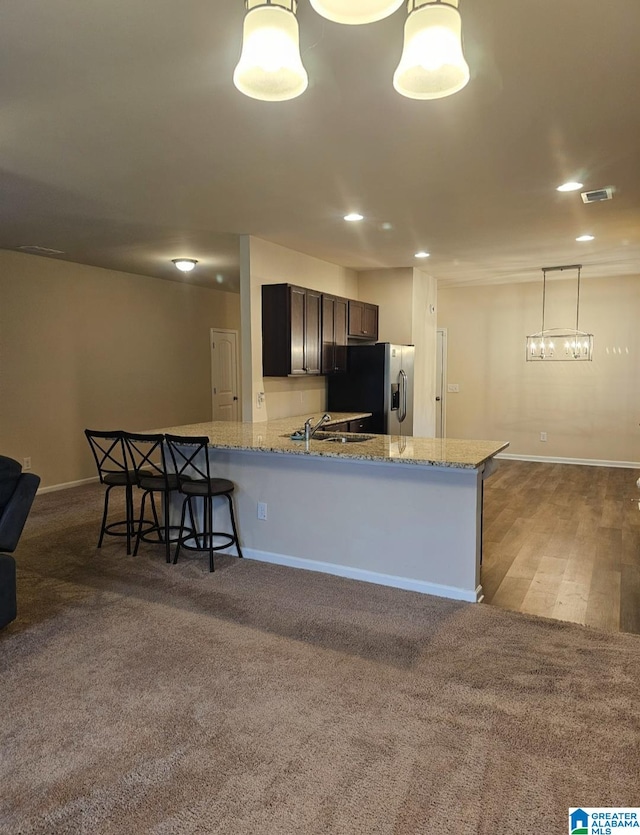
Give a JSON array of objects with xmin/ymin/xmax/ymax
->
[{"xmin": 1, "ymin": 483, "xmax": 639, "ymax": 834}]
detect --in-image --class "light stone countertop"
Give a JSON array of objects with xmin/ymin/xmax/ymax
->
[{"xmin": 153, "ymin": 412, "xmax": 509, "ymax": 470}]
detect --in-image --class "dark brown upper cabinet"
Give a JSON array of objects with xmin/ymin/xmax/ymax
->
[
  {"xmin": 262, "ymin": 284, "xmax": 322, "ymax": 377},
  {"xmin": 321, "ymin": 294, "xmax": 348, "ymax": 375},
  {"xmin": 348, "ymin": 300, "xmax": 379, "ymax": 340}
]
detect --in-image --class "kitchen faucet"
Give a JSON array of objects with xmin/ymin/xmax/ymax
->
[{"xmin": 303, "ymin": 413, "xmax": 332, "ymax": 443}]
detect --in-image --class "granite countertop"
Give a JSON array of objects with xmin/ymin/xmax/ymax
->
[{"xmin": 153, "ymin": 413, "xmax": 509, "ymax": 469}]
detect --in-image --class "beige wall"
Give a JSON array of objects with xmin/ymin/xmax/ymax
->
[
  {"xmin": 411, "ymin": 269, "xmax": 438, "ymax": 438},
  {"xmin": 241, "ymin": 236, "xmax": 358, "ymax": 422},
  {"xmin": 0, "ymin": 249, "xmax": 241, "ymax": 487},
  {"xmin": 437, "ymin": 274, "xmax": 640, "ymax": 464},
  {"xmin": 357, "ymin": 268, "xmax": 413, "ymax": 344}
]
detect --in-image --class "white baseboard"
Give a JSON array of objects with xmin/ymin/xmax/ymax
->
[
  {"xmin": 38, "ymin": 476, "xmax": 99, "ymax": 494},
  {"xmin": 238, "ymin": 547, "xmax": 481, "ymax": 603},
  {"xmin": 497, "ymin": 453, "xmax": 640, "ymax": 469}
]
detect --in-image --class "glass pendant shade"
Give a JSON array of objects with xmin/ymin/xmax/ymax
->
[
  {"xmin": 308, "ymin": 0, "xmax": 404, "ymax": 25},
  {"xmin": 233, "ymin": 1, "xmax": 308, "ymax": 102},
  {"xmin": 393, "ymin": 0, "xmax": 470, "ymax": 100}
]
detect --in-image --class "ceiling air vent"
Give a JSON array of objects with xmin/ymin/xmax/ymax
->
[
  {"xmin": 581, "ymin": 187, "xmax": 613, "ymax": 204},
  {"xmin": 17, "ymin": 245, "xmax": 65, "ymax": 256}
]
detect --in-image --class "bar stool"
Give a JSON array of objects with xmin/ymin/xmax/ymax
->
[
  {"xmin": 123, "ymin": 432, "xmax": 184, "ymax": 564},
  {"xmin": 85, "ymin": 429, "xmax": 137, "ymax": 555},
  {"xmin": 164, "ymin": 434, "xmax": 243, "ymax": 572}
]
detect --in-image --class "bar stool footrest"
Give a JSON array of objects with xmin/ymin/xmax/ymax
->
[
  {"xmin": 178, "ymin": 532, "xmax": 236, "ymax": 553},
  {"xmin": 137, "ymin": 524, "xmax": 194, "ymax": 547}
]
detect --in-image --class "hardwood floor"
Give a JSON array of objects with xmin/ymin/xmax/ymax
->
[{"xmin": 482, "ymin": 460, "xmax": 640, "ymax": 634}]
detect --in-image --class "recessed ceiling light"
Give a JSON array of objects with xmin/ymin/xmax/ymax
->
[
  {"xmin": 557, "ymin": 181, "xmax": 584, "ymax": 192},
  {"xmin": 415, "ymin": 251, "xmax": 430, "ymax": 258},
  {"xmin": 344, "ymin": 213, "xmax": 364, "ymax": 222},
  {"xmin": 172, "ymin": 258, "xmax": 198, "ymax": 272},
  {"xmin": 576, "ymin": 234, "xmax": 595, "ymax": 242}
]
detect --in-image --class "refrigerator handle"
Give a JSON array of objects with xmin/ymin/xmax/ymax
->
[{"xmin": 398, "ymin": 370, "xmax": 407, "ymax": 422}]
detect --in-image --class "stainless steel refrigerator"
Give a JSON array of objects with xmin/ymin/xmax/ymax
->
[{"xmin": 327, "ymin": 343, "xmax": 415, "ymax": 435}]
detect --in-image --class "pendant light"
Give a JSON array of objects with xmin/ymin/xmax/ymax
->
[
  {"xmin": 233, "ymin": 0, "xmax": 308, "ymax": 102},
  {"xmin": 309, "ymin": 0, "xmax": 404, "ymax": 25},
  {"xmin": 393, "ymin": 0, "xmax": 470, "ymax": 100},
  {"xmin": 526, "ymin": 265, "xmax": 594, "ymax": 362}
]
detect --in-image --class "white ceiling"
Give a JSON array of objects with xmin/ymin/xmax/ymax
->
[{"xmin": 1, "ymin": 0, "xmax": 639, "ymax": 293}]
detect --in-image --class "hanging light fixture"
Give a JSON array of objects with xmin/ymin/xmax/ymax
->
[
  {"xmin": 309, "ymin": 0, "xmax": 404, "ymax": 25},
  {"xmin": 526, "ymin": 264, "xmax": 594, "ymax": 362},
  {"xmin": 233, "ymin": 0, "xmax": 308, "ymax": 102},
  {"xmin": 393, "ymin": 0, "xmax": 470, "ymax": 100}
]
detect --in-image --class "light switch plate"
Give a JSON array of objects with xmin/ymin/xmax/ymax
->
[{"xmin": 447, "ymin": 383, "xmax": 460, "ymax": 393}]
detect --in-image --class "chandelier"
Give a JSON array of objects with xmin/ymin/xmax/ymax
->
[
  {"xmin": 233, "ymin": 0, "xmax": 470, "ymax": 102},
  {"xmin": 526, "ymin": 264, "xmax": 594, "ymax": 362}
]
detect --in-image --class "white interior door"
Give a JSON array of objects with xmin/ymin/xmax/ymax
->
[
  {"xmin": 211, "ymin": 329, "xmax": 239, "ymax": 421},
  {"xmin": 436, "ymin": 328, "xmax": 447, "ymax": 438}
]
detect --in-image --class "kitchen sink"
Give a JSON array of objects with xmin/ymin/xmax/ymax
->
[
  {"xmin": 285, "ymin": 432, "xmax": 375, "ymax": 444},
  {"xmin": 312, "ymin": 432, "xmax": 376, "ymax": 443}
]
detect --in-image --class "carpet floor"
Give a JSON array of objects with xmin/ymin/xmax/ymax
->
[{"xmin": 1, "ymin": 483, "xmax": 639, "ymax": 834}]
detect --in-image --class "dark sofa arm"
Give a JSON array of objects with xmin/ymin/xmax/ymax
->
[
  {"xmin": 0, "ymin": 472, "xmax": 41, "ymax": 554},
  {"xmin": 0, "ymin": 554, "xmax": 17, "ymax": 628}
]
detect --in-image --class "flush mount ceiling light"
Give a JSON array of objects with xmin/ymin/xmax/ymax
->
[
  {"xmin": 526, "ymin": 264, "xmax": 593, "ymax": 362},
  {"xmin": 393, "ymin": 0, "xmax": 470, "ymax": 100},
  {"xmin": 344, "ymin": 212, "xmax": 364, "ymax": 221},
  {"xmin": 309, "ymin": 0, "xmax": 404, "ymax": 24},
  {"xmin": 415, "ymin": 250, "xmax": 430, "ymax": 258},
  {"xmin": 557, "ymin": 181, "xmax": 584, "ymax": 192},
  {"xmin": 172, "ymin": 258, "xmax": 198, "ymax": 272},
  {"xmin": 233, "ymin": 0, "xmax": 308, "ymax": 102},
  {"xmin": 576, "ymin": 234, "xmax": 595, "ymax": 242},
  {"xmin": 234, "ymin": 0, "xmax": 470, "ymax": 101}
]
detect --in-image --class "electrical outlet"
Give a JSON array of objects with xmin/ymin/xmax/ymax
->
[
  {"xmin": 23, "ymin": 457, "xmax": 31, "ymax": 470},
  {"xmin": 540, "ymin": 432, "xmax": 547, "ymax": 442},
  {"xmin": 256, "ymin": 391, "xmax": 265, "ymax": 409},
  {"xmin": 257, "ymin": 501, "xmax": 267, "ymax": 521},
  {"xmin": 447, "ymin": 383, "xmax": 460, "ymax": 393}
]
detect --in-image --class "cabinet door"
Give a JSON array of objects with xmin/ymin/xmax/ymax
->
[
  {"xmin": 321, "ymin": 295, "xmax": 348, "ymax": 374},
  {"xmin": 290, "ymin": 286, "xmax": 307, "ymax": 375},
  {"xmin": 348, "ymin": 300, "xmax": 364, "ymax": 337},
  {"xmin": 304, "ymin": 289, "xmax": 322, "ymax": 375},
  {"xmin": 321, "ymin": 295, "xmax": 336, "ymax": 374},
  {"xmin": 334, "ymin": 297, "xmax": 348, "ymax": 372},
  {"xmin": 362, "ymin": 304, "xmax": 378, "ymax": 339},
  {"xmin": 348, "ymin": 417, "xmax": 374, "ymax": 433}
]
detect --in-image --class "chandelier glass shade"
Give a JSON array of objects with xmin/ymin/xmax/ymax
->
[
  {"xmin": 233, "ymin": 0, "xmax": 470, "ymax": 101},
  {"xmin": 526, "ymin": 265, "xmax": 594, "ymax": 362},
  {"xmin": 308, "ymin": 0, "xmax": 404, "ymax": 25},
  {"xmin": 393, "ymin": 0, "xmax": 470, "ymax": 100},
  {"xmin": 233, "ymin": 0, "xmax": 308, "ymax": 102}
]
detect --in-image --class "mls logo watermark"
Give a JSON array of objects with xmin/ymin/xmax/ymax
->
[{"xmin": 570, "ymin": 808, "xmax": 640, "ymax": 834}]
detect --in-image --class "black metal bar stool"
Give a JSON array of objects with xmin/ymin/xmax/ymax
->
[
  {"xmin": 164, "ymin": 434, "xmax": 243, "ymax": 572},
  {"xmin": 84, "ymin": 429, "xmax": 137, "ymax": 555},
  {"xmin": 123, "ymin": 432, "xmax": 186, "ymax": 564}
]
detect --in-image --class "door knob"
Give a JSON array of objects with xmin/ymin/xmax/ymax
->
[{"xmin": 435, "ymin": 396, "xmax": 441, "ymax": 401}]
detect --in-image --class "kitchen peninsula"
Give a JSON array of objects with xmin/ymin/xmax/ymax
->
[{"xmin": 155, "ymin": 414, "xmax": 508, "ymax": 602}]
